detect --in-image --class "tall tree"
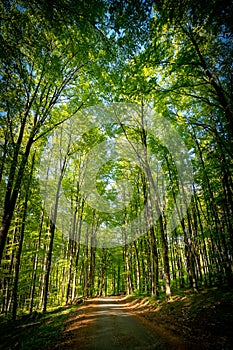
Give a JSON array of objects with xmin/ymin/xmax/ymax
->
[{"xmin": 0, "ymin": 0, "xmax": 107, "ymax": 262}]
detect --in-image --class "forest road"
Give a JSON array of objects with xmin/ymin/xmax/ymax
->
[{"xmin": 54, "ymin": 296, "xmax": 192, "ymax": 350}]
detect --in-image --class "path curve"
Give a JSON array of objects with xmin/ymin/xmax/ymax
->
[{"xmin": 52, "ymin": 296, "xmax": 193, "ymax": 350}]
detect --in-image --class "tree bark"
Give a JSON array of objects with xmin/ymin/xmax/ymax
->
[{"xmin": 12, "ymin": 152, "xmax": 35, "ymax": 319}]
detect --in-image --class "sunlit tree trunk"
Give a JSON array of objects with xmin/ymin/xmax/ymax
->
[
  {"xmin": 100, "ymin": 248, "xmax": 107, "ymax": 297},
  {"xmin": 41, "ymin": 155, "xmax": 67, "ymax": 312}
]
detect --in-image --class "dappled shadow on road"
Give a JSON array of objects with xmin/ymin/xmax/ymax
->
[{"xmin": 51, "ymin": 296, "xmax": 198, "ymax": 350}]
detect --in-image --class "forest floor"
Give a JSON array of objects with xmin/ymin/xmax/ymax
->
[
  {"xmin": 0, "ymin": 286, "xmax": 233, "ymax": 349},
  {"xmin": 124, "ymin": 286, "xmax": 233, "ymax": 350}
]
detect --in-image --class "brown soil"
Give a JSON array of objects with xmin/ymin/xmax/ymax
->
[
  {"xmin": 1, "ymin": 287, "xmax": 232, "ymax": 349},
  {"xmin": 124, "ymin": 288, "xmax": 233, "ymax": 350},
  {"xmin": 50, "ymin": 296, "xmax": 192, "ymax": 349},
  {"xmin": 50, "ymin": 287, "xmax": 233, "ymax": 350}
]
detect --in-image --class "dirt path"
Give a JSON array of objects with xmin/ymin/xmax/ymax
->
[{"xmin": 52, "ymin": 296, "xmax": 195, "ymax": 350}]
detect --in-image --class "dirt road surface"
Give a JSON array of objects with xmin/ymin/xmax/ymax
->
[{"xmin": 52, "ymin": 296, "xmax": 195, "ymax": 350}]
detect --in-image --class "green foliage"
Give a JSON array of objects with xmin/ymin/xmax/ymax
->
[
  {"xmin": 0, "ymin": 305, "xmax": 77, "ymax": 350},
  {"xmin": 0, "ymin": 0, "xmax": 232, "ymax": 324}
]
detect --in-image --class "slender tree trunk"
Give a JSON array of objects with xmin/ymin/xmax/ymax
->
[
  {"xmin": 117, "ymin": 263, "xmax": 121, "ymax": 295},
  {"xmin": 192, "ymin": 128, "xmax": 233, "ymax": 285},
  {"xmin": 0, "ymin": 138, "xmax": 33, "ymax": 263},
  {"xmin": 0, "ymin": 134, "xmax": 8, "ymax": 186},
  {"xmin": 1, "ymin": 224, "xmax": 17, "ymax": 314},
  {"xmin": 100, "ymin": 248, "xmax": 107, "ymax": 297},
  {"xmin": 29, "ymin": 205, "xmax": 44, "ymax": 313},
  {"xmin": 150, "ymin": 226, "xmax": 159, "ymax": 297},
  {"xmin": 133, "ymin": 241, "xmax": 141, "ymax": 293},
  {"xmin": 141, "ymin": 116, "xmax": 171, "ymax": 299},
  {"xmin": 41, "ymin": 157, "xmax": 67, "ymax": 313},
  {"xmin": 12, "ymin": 152, "xmax": 35, "ymax": 319},
  {"xmin": 125, "ymin": 242, "xmax": 133, "ymax": 295},
  {"xmin": 66, "ymin": 239, "xmax": 73, "ymax": 305}
]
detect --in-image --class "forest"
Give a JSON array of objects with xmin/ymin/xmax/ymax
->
[{"xmin": 0, "ymin": 0, "xmax": 232, "ymax": 328}]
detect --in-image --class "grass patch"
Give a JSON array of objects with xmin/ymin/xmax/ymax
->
[{"xmin": 0, "ymin": 305, "xmax": 79, "ymax": 350}]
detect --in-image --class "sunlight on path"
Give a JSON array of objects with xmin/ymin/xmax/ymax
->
[{"xmin": 54, "ymin": 296, "xmax": 192, "ymax": 350}]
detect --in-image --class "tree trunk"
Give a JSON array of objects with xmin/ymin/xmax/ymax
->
[
  {"xmin": 41, "ymin": 157, "xmax": 67, "ymax": 313},
  {"xmin": 0, "ymin": 138, "xmax": 33, "ymax": 263},
  {"xmin": 12, "ymin": 152, "xmax": 35, "ymax": 319},
  {"xmin": 150, "ymin": 226, "xmax": 159, "ymax": 297},
  {"xmin": 29, "ymin": 205, "xmax": 44, "ymax": 313}
]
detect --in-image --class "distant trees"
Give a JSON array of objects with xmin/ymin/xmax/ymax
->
[{"xmin": 0, "ymin": 0, "xmax": 232, "ymax": 320}]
